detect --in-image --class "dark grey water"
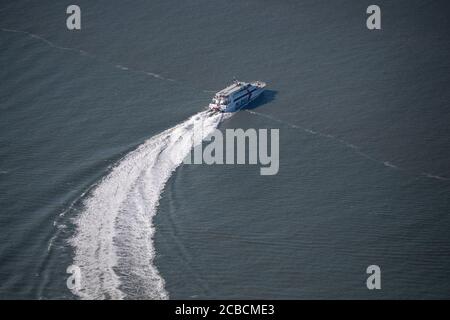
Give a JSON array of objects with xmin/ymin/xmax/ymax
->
[{"xmin": 1, "ymin": 0, "xmax": 450, "ymax": 299}]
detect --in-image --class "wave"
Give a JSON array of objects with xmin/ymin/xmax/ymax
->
[
  {"xmin": 0, "ymin": 27, "xmax": 173, "ymax": 82},
  {"xmin": 69, "ymin": 110, "xmax": 228, "ymax": 300},
  {"xmin": 246, "ymin": 110, "xmax": 449, "ymax": 182}
]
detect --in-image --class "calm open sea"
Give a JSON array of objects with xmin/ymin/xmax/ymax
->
[{"xmin": 1, "ymin": 0, "xmax": 450, "ymax": 299}]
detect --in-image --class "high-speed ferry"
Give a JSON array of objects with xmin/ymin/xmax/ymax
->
[{"xmin": 208, "ymin": 80, "xmax": 266, "ymax": 113}]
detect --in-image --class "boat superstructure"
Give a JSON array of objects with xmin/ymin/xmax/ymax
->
[{"xmin": 208, "ymin": 80, "xmax": 266, "ymax": 113}]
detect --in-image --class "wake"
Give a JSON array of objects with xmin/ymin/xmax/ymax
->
[
  {"xmin": 70, "ymin": 110, "xmax": 227, "ymax": 300},
  {"xmin": 246, "ymin": 110, "xmax": 449, "ymax": 182},
  {"xmin": 0, "ymin": 27, "xmax": 175, "ymax": 82}
]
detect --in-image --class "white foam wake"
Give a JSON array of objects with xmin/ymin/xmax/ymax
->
[{"xmin": 70, "ymin": 110, "xmax": 226, "ymax": 300}]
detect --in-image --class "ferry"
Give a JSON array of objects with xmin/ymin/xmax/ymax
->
[{"xmin": 208, "ymin": 80, "xmax": 266, "ymax": 113}]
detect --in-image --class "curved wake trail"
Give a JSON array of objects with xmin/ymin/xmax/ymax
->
[{"xmin": 70, "ymin": 111, "xmax": 227, "ymax": 300}]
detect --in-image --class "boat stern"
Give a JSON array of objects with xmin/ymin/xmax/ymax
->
[{"xmin": 208, "ymin": 103, "xmax": 224, "ymax": 112}]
